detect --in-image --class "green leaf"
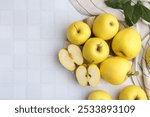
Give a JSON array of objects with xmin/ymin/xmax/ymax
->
[
  {"xmin": 124, "ymin": 16, "xmax": 133, "ymax": 26},
  {"xmin": 104, "ymin": 0, "xmax": 131, "ymax": 9},
  {"xmin": 140, "ymin": 5, "xmax": 150, "ymax": 22},
  {"xmin": 123, "ymin": 2, "xmax": 141, "ymax": 26},
  {"xmin": 104, "ymin": 0, "xmax": 150, "ymax": 26}
]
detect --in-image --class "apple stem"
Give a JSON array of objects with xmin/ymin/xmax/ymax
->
[
  {"xmin": 135, "ymin": 96, "xmax": 139, "ymax": 100},
  {"xmin": 97, "ymin": 44, "xmax": 102, "ymax": 52},
  {"xmin": 110, "ymin": 21, "xmax": 114, "ymax": 26},
  {"xmin": 74, "ymin": 25, "xmax": 80, "ymax": 33}
]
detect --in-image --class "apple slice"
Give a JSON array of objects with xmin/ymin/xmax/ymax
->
[
  {"xmin": 58, "ymin": 44, "xmax": 83, "ymax": 71},
  {"xmin": 146, "ymin": 47, "xmax": 150, "ymax": 68},
  {"xmin": 88, "ymin": 65, "xmax": 101, "ymax": 87},
  {"xmin": 67, "ymin": 44, "xmax": 83, "ymax": 65},
  {"xmin": 76, "ymin": 64, "xmax": 100, "ymax": 87}
]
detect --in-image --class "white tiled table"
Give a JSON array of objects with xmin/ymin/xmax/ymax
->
[{"xmin": 0, "ymin": 0, "xmax": 133, "ymax": 99}]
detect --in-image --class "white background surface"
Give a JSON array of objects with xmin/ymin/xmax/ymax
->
[{"xmin": 0, "ymin": 0, "xmax": 133, "ymax": 99}]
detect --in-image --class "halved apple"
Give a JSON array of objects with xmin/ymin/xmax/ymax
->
[
  {"xmin": 76, "ymin": 64, "xmax": 100, "ymax": 87},
  {"xmin": 58, "ymin": 44, "xmax": 83, "ymax": 71}
]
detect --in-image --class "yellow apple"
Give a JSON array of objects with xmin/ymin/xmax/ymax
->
[
  {"xmin": 67, "ymin": 21, "xmax": 91, "ymax": 45},
  {"xmin": 88, "ymin": 90, "xmax": 112, "ymax": 100},
  {"xmin": 112, "ymin": 28, "xmax": 142, "ymax": 60},
  {"xmin": 119, "ymin": 85, "xmax": 147, "ymax": 100},
  {"xmin": 93, "ymin": 13, "xmax": 119, "ymax": 40},
  {"xmin": 100, "ymin": 56, "xmax": 131, "ymax": 85},
  {"xmin": 82, "ymin": 38, "xmax": 109, "ymax": 64},
  {"xmin": 76, "ymin": 64, "xmax": 100, "ymax": 87}
]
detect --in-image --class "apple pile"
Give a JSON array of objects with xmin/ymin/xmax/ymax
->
[{"xmin": 58, "ymin": 13, "xmax": 148, "ymax": 100}]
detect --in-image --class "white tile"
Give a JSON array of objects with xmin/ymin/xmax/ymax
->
[
  {"xmin": 41, "ymin": 40, "xmax": 51, "ymax": 55},
  {"xmin": 27, "ymin": 70, "xmax": 41, "ymax": 83},
  {"xmin": 28, "ymin": 41, "xmax": 40, "ymax": 55},
  {"xmin": 41, "ymin": 0, "xmax": 54, "ymax": 10},
  {"xmin": 54, "ymin": 12, "xmax": 68, "ymax": 25},
  {"xmin": 0, "ymin": 55, "xmax": 13, "ymax": 70},
  {"xmin": 27, "ymin": 85, "xmax": 41, "ymax": 99},
  {"xmin": 54, "ymin": 0, "xmax": 68, "ymax": 12},
  {"xmin": 14, "ymin": 40, "xmax": 27, "ymax": 55},
  {"xmin": 13, "ymin": 85, "xmax": 26, "ymax": 99},
  {"xmin": 0, "ymin": 40, "xmax": 13, "ymax": 55},
  {"xmin": 28, "ymin": 10, "xmax": 40, "ymax": 25},
  {"xmin": 67, "ymin": 83, "xmax": 84, "ymax": 100},
  {"xmin": 55, "ymin": 70, "xmax": 73, "ymax": 84},
  {"xmin": 53, "ymin": 56, "xmax": 62, "ymax": 66},
  {"xmin": 28, "ymin": 0, "xmax": 40, "ymax": 10},
  {"xmin": 0, "ymin": 26, "xmax": 13, "ymax": 39},
  {"xmin": 14, "ymin": 70, "xmax": 27, "ymax": 83},
  {"xmin": 41, "ymin": 40, "xmax": 63, "ymax": 57},
  {"xmin": 14, "ymin": 0, "xmax": 27, "ymax": 10},
  {"xmin": 41, "ymin": 70, "xmax": 56, "ymax": 84},
  {"xmin": 0, "ymin": 11, "xmax": 13, "ymax": 25},
  {"xmin": 14, "ymin": 55, "xmax": 27, "ymax": 69},
  {"xmin": 14, "ymin": 26, "xmax": 27, "ymax": 39},
  {"xmin": 55, "ymin": 84, "xmax": 69, "ymax": 100},
  {"xmin": 0, "ymin": 0, "xmax": 13, "ymax": 10},
  {"xmin": 0, "ymin": 70, "xmax": 13, "ymax": 83},
  {"xmin": 41, "ymin": 11, "xmax": 54, "ymax": 25},
  {"xmin": 14, "ymin": 11, "xmax": 27, "ymax": 25},
  {"xmin": 27, "ymin": 55, "xmax": 41, "ymax": 69},
  {"xmin": 0, "ymin": 84, "xmax": 13, "ymax": 99},
  {"xmin": 53, "ymin": 15, "xmax": 68, "ymax": 38},
  {"xmin": 41, "ymin": 25, "xmax": 54, "ymax": 39},
  {"xmin": 27, "ymin": 26, "xmax": 40, "ymax": 40},
  {"xmin": 41, "ymin": 84, "xmax": 56, "ymax": 99},
  {"xmin": 41, "ymin": 56, "xmax": 51, "ymax": 69}
]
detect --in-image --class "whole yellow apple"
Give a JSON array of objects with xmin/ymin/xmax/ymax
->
[
  {"xmin": 119, "ymin": 85, "xmax": 147, "ymax": 100},
  {"xmin": 82, "ymin": 38, "xmax": 109, "ymax": 64},
  {"xmin": 100, "ymin": 56, "xmax": 131, "ymax": 85},
  {"xmin": 93, "ymin": 13, "xmax": 119, "ymax": 40},
  {"xmin": 112, "ymin": 28, "xmax": 142, "ymax": 60},
  {"xmin": 88, "ymin": 90, "xmax": 112, "ymax": 100},
  {"xmin": 67, "ymin": 21, "xmax": 91, "ymax": 45}
]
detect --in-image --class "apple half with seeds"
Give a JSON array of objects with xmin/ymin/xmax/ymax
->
[
  {"xmin": 76, "ymin": 64, "xmax": 100, "ymax": 87},
  {"xmin": 58, "ymin": 44, "xmax": 83, "ymax": 71}
]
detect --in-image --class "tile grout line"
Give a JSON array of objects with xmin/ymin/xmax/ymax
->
[
  {"xmin": 39, "ymin": 0, "xmax": 42, "ymax": 99},
  {"xmin": 12, "ymin": 0, "xmax": 15, "ymax": 99},
  {"xmin": 53, "ymin": 0, "xmax": 56, "ymax": 99},
  {"xmin": 26, "ymin": 0, "xmax": 29, "ymax": 99}
]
